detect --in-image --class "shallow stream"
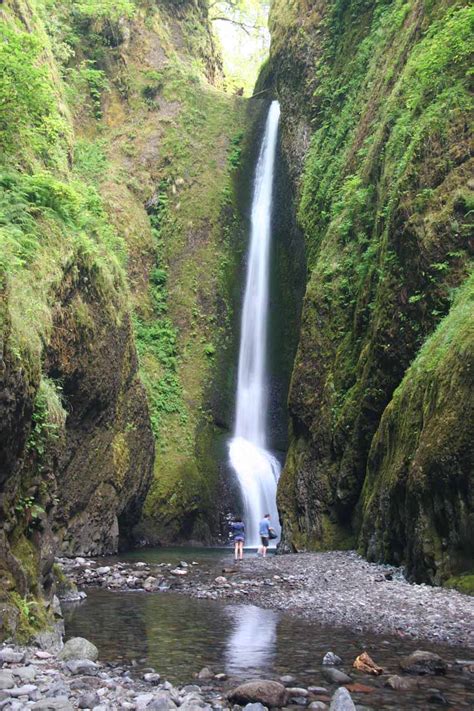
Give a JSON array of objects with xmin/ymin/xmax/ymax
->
[{"xmin": 63, "ymin": 548, "xmax": 474, "ymax": 710}]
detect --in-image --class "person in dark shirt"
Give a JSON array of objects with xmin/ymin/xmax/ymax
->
[{"xmin": 231, "ymin": 518, "xmax": 245, "ymax": 561}]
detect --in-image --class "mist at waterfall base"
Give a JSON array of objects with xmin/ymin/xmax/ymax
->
[{"xmin": 229, "ymin": 101, "xmax": 281, "ymax": 548}]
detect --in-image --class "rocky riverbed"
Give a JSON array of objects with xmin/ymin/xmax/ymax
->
[
  {"xmin": 1, "ymin": 637, "xmax": 473, "ymax": 710},
  {"xmin": 58, "ymin": 551, "xmax": 474, "ymax": 648}
]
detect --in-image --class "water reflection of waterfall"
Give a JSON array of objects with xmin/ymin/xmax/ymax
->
[
  {"xmin": 229, "ymin": 100, "xmax": 282, "ymax": 547},
  {"xmin": 224, "ymin": 605, "xmax": 278, "ymax": 677}
]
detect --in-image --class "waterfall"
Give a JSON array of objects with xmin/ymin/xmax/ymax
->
[{"xmin": 228, "ymin": 100, "xmax": 281, "ymax": 547}]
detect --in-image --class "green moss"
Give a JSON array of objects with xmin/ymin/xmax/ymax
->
[
  {"xmin": 444, "ymin": 574, "xmax": 474, "ymax": 596},
  {"xmin": 269, "ymin": 0, "xmax": 473, "ymax": 578}
]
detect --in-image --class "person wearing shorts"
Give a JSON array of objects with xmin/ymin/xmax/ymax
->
[
  {"xmin": 231, "ymin": 518, "xmax": 245, "ymax": 561},
  {"xmin": 258, "ymin": 514, "xmax": 271, "ymax": 557}
]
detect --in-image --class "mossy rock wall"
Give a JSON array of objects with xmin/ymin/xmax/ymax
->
[{"xmin": 267, "ymin": 0, "xmax": 473, "ymax": 582}]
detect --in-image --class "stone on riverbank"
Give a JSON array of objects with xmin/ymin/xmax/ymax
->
[
  {"xmin": 323, "ymin": 653, "xmax": 342, "ymax": 666},
  {"xmin": 0, "ymin": 649, "xmax": 25, "ymax": 664},
  {"xmin": 329, "ymin": 687, "xmax": 356, "ymax": 711},
  {"xmin": 400, "ymin": 650, "xmax": 447, "ymax": 675},
  {"xmin": 228, "ymin": 680, "xmax": 289, "ymax": 707},
  {"xmin": 59, "ymin": 637, "xmax": 98, "ymax": 662}
]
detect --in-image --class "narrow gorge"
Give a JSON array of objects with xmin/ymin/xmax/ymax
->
[{"xmin": 0, "ymin": 0, "xmax": 472, "ymax": 663}]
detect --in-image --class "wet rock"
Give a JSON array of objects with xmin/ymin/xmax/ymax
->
[
  {"xmin": 78, "ymin": 691, "xmax": 101, "ymax": 708},
  {"xmin": 288, "ymin": 688, "xmax": 309, "ymax": 699},
  {"xmin": 280, "ymin": 675, "xmax": 296, "ymax": 686},
  {"xmin": 323, "ymin": 653, "xmax": 342, "ymax": 667},
  {"xmin": 384, "ymin": 675, "xmax": 418, "ymax": 691},
  {"xmin": 0, "ymin": 649, "xmax": 25, "ymax": 664},
  {"xmin": 170, "ymin": 568, "xmax": 188, "ymax": 576},
  {"xmin": 243, "ymin": 704, "xmax": 268, "ymax": 711},
  {"xmin": 96, "ymin": 566, "xmax": 111, "ymax": 575},
  {"xmin": 215, "ymin": 577, "xmax": 227, "ymax": 585},
  {"xmin": 329, "ymin": 687, "xmax": 356, "ymax": 711},
  {"xmin": 427, "ymin": 688, "xmax": 449, "ymax": 705},
  {"xmin": 352, "ymin": 653, "xmax": 383, "ymax": 676},
  {"xmin": 215, "ymin": 673, "xmax": 227, "ymax": 681},
  {"xmin": 182, "ymin": 685, "xmax": 202, "ymax": 693},
  {"xmin": 197, "ymin": 667, "xmax": 214, "ymax": 680},
  {"xmin": 59, "ymin": 637, "xmax": 98, "ymax": 662},
  {"xmin": 65, "ymin": 658, "xmax": 98, "ymax": 675},
  {"xmin": 399, "ymin": 650, "xmax": 447, "ymax": 675},
  {"xmin": 308, "ymin": 688, "xmax": 328, "ymax": 695},
  {"xmin": 228, "ymin": 680, "xmax": 289, "ymax": 707},
  {"xmin": 344, "ymin": 684, "xmax": 373, "ymax": 695},
  {"xmin": 308, "ymin": 704, "xmax": 328, "ymax": 710},
  {"xmin": 322, "ymin": 669, "xmax": 352, "ymax": 684},
  {"xmin": 0, "ymin": 671, "xmax": 14, "ymax": 690}
]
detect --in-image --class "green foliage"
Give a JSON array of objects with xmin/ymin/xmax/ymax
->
[
  {"xmin": 73, "ymin": 139, "xmax": 109, "ymax": 184},
  {"xmin": 68, "ymin": 61, "xmax": 109, "ymax": 118},
  {"xmin": 228, "ymin": 131, "xmax": 244, "ymax": 168},
  {"xmin": 0, "ymin": 25, "xmax": 70, "ymax": 168},
  {"xmin": 75, "ymin": 0, "xmax": 136, "ymax": 22},
  {"xmin": 26, "ymin": 377, "xmax": 65, "ymax": 459}
]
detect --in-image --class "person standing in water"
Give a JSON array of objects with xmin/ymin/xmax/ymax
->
[
  {"xmin": 258, "ymin": 513, "xmax": 271, "ymax": 557},
  {"xmin": 231, "ymin": 517, "xmax": 245, "ymax": 561}
]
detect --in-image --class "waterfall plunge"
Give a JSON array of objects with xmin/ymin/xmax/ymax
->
[{"xmin": 229, "ymin": 101, "xmax": 281, "ymax": 548}]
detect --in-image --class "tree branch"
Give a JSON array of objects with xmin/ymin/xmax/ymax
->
[{"xmin": 210, "ymin": 15, "xmax": 255, "ymax": 34}]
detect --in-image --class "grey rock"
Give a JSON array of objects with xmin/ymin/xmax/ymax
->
[
  {"xmin": 0, "ymin": 649, "xmax": 25, "ymax": 664},
  {"xmin": 182, "ymin": 686, "xmax": 201, "ymax": 694},
  {"xmin": 322, "ymin": 653, "xmax": 342, "ymax": 667},
  {"xmin": 308, "ymin": 688, "xmax": 328, "ymax": 695},
  {"xmin": 135, "ymin": 692, "xmax": 154, "ymax": 709},
  {"xmin": 288, "ymin": 688, "xmax": 309, "ymax": 698},
  {"xmin": 31, "ymin": 699, "xmax": 74, "ymax": 711},
  {"xmin": 65, "ymin": 659, "xmax": 98, "ymax": 675},
  {"xmin": 59, "ymin": 637, "xmax": 99, "ymax": 662},
  {"xmin": 279, "ymin": 676, "xmax": 296, "ymax": 686},
  {"xmin": 12, "ymin": 665, "xmax": 36, "ymax": 682},
  {"xmin": 228, "ymin": 680, "xmax": 289, "ymax": 707},
  {"xmin": 308, "ymin": 704, "xmax": 328, "ymax": 710},
  {"xmin": 197, "ymin": 667, "xmax": 213, "ymax": 680},
  {"xmin": 329, "ymin": 688, "xmax": 356, "ymax": 711},
  {"xmin": 144, "ymin": 672, "xmax": 161, "ymax": 684},
  {"xmin": 243, "ymin": 704, "xmax": 268, "ymax": 711},
  {"xmin": 8, "ymin": 683, "xmax": 38, "ymax": 698},
  {"xmin": 0, "ymin": 671, "xmax": 14, "ymax": 690},
  {"xmin": 384, "ymin": 675, "xmax": 418, "ymax": 691},
  {"xmin": 399, "ymin": 650, "xmax": 447, "ymax": 675},
  {"xmin": 322, "ymin": 669, "xmax": 352, "ymax": 685},
  {"xmin": 78, "ymin": 691, "xmax": 101, "ymax": 708}
]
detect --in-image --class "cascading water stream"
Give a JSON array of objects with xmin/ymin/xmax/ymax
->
[{"xmin": 229, "ymin": 101, "xmax": 281, "ymax": 547}]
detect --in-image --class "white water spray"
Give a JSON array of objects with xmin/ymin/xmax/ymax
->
[{"xmin": 229, "ymin": 101, "xmax": 281, "ymax": 547}]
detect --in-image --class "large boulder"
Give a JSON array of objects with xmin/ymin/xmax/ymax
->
[
  {"xmin": 59, "ymin": 637, "xmax": 98, "ymax": 662},
  {"xmin": 399, "ymin": 650, "xmax": 447, "ymax": 675},
  {"xmin": 228, "ymin": 680, "xmax": 289, "ymax": 707}
]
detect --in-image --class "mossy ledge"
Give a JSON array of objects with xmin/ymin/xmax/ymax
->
[{"xmin": 268, "ymin": 0, "xmax": 473, "ymax": 583}]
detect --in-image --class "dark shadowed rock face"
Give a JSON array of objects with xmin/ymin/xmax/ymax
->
[
  {"xmin": 0, "ymin": 257, "xmax": 154, "ymax": 639},
  {"xmin": 268, "ymin": 0, "xmax": 473, "ymax": 583}
]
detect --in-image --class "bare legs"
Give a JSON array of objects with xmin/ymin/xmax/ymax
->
[{"xmin": 234, "ymin": 540, "xmax": 244, "ymax": 561}]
